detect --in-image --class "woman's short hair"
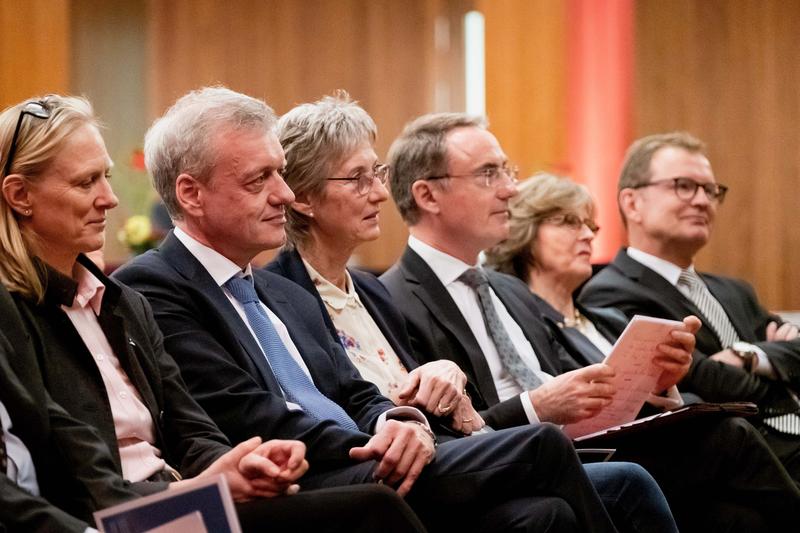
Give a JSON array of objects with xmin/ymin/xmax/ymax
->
[
  {"xmin": 0, "ymin": 95, "xmax": 98, "ymax": 300},
  {"xmin": 277, "ymin": 91, "xmax": 377, "ymax": 248},
  {"xmin": 144, "ymin": 86, "xmax": 276, "ymax": 221},
  {"xmin": 484, "ymin": 172, "xmax": 594, "ymax": 281}
]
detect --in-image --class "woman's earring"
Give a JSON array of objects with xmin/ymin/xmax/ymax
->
[{"xmin": 24, "ymin": 209, "xmax": 31, "ymax": 216}]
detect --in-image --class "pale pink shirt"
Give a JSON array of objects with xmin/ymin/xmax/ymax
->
[{"xmin": 61, "ymin": 264, "xmax": 165, "ymax": 482}]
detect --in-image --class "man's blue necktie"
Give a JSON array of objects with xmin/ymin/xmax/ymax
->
[{"xmin": 225, "ymin": 275, "xmax": 358, "ymax": 431}]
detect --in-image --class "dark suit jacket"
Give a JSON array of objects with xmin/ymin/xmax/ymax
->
[
  {"xmin": 579, "ymin": 249, "xmax": 800, "ymax": 410},
  {"xmin": 265, "ymin": 248, "xmax": 420, "ymax": 372},
  {"xmin": 12, "ymin": 255, "xmax": 231, "ymax": 484},
  {"xmin": 113, "ymin": 232, "xmax": 394, "ymax": 474},
  {"xmin": 1, "ymin": 284, "xmax": 141, "ymax": 532},
  {"xmin": 380, "ymin": 246, "xmax": 581, "ymax": 429}
]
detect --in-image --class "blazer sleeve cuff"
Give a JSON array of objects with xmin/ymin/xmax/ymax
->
[{"xmin": 375, "ymin": 406, "xmax": 430, "ymax": 433}]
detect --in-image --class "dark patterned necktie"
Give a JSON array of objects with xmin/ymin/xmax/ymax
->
[
  {"xmin": 225, "ymin": 275, "xmax": 358, "ymax": 430},
  {"xmin": 458, "ymin": 268, "xmax": 542, "ymax": 390}
]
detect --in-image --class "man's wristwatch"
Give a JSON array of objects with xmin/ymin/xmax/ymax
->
[{"xmin": 731, "ymin": 342, "xmax": 759, "ymax": 373}]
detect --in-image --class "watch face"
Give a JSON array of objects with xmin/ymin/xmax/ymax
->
[{"xmin": 731, "ymin": 343, "xmax": 757, "ymax": 371}]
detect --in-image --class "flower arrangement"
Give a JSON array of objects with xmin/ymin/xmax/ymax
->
[
  {"xmin": 113, "ymin": 149, "xmax": 165, "ymax": 256},
  {"xmin": 117, "ymin": 215, "xmax": 160, "ymax": 255}
]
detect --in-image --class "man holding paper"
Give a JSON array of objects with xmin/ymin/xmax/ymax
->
[
  {"xmin": 381, "ymin": 112, "xmax": 800, "ymax": 532},
  {"xmin": 380, "ymin": 113, "xmax": 695, "ymax": 432},
  {"xmin": 579, "ymin": 132, "xmax": 800, "ymax": 478}
]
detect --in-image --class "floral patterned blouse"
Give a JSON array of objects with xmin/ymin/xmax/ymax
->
[{"xmin": 303, "ymin": 259, "xmax": 409, "ymax": 403}]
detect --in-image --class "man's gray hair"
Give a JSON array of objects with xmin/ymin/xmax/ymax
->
[
  {"xmin": 387, "ymin": 112, "xmax": 487, "ymax": 224},
  {"xmin": 144, "ymin": 86, "xmax": 277, "ymax": 220},
  {"xmin": 277, "ymin": 91, "xmax": 376, "ymax": 248}
]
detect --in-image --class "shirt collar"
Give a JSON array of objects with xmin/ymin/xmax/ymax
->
[
  {"xmin": 42, "ymin": 260, "xmax": 105, "ymax": 314},
  {"xmin": 626, "ymin": 247, "xmax": 696, "ymax": 286},
  {"xmin": 302, "ymin": 258, "xmax": 361, "ymax": 311},
  {"xmin": 408, "ymin": 235, "xmax": 480, "ymax": 287},
  {"xmin": 173, "ymin": 227, "xmax": 253, "ymax": 286},
  {"xmin": 71, "ymin": 262, "xmax": 106, "ymax": 314}
]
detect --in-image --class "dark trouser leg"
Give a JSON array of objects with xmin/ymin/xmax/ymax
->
[
  {"xmin": 610, "ymin": 416, "xmax": 800, "ymax": 532},
  {"xmin": 759, "ymin": 422, "xmax": 800, "ymax": 484},
  {"xmin": 302, "ymin": 424, "xmax": 618, "ymax": 533},
  {"xmin": 235, "ymin": 484, "xmax": 427, "ymax": 533},
  {"xmin": 469, "ymin": 496, "xmax": 579, "ymax": 533}
]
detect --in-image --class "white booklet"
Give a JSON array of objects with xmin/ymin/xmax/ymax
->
[
  {"xmin": 564, "ymin": 315, "xmax": 684, "ymax": 439},
  {"xmin": 94, "ymin": 474, "xmax": 241, "ymax": 533}
]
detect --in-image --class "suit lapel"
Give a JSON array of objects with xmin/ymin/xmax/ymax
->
[
  {"xmin": 613, "ymin": 251, "xmax": 724, "ymax": 351},
  {"xmin": 160, "ymin": 233, "xmax": 283, "ymax": 393},
  {"xmin": 252, "ymin": 274, "xmax": 339, "ymax": 398},
  {"xmin": 400, "ymin": 248, "xmax": 500, "ymax": 405}
]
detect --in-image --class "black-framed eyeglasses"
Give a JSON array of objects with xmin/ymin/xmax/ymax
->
[
  {"xmin": 426, "ymin": 163, "xmax": 519, "ymax": 188},
  {"xmin": 327, "ymin": 163, "xmax": 390, "ymax": 195},
  {"xmin": 541, "ymin": 213, "xmax": 600, "ymax": 234},
  {"xmin": 3, "ymin": 100, "xmax": 51, "ymax": 178},
  {"xmin": 632, "ymin": 177, "xmax": 728, "ymax": 203}
]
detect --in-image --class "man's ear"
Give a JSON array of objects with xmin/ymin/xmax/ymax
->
[
  {"xmin": 2, "ymin": 174, "xmax": 33, "ymax": 216},
  {"xmin": 618, "ymin": 188, "xmax": 642, "ymax": 225},
  {"xmin": 175, "ymin": 173, "xmax": 204, "ymax": 217},
  {"xmin": 411, "ymin": 180, "xmax": 442, "ymax": 216}
]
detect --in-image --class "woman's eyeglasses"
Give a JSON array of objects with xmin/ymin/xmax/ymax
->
[
  {"xmin": 541, "ymin": 213, "xmax": 600, "ymax": 234},
  {"xmin": 3, "ymin": 100, "xmax": 51, "ymax": 178},
  {"xmin": 327, "ymin": 163, "xmax": 390, "ymax": 195}
]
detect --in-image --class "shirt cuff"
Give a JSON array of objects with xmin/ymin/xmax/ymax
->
[
  {"xmin": 519, "ymin": 391, "xmax": 541, "ymax": 424},
  {"xmin": 753, "ymin": 346, "xmax": 777, "ymax": 378},
  {"xmin": 646, "ymin": 385, "xmax": 683, "ymax": 410},
  {"xmin": 375, "ymin": 406, "xmax": 430, "ymax": 433}
]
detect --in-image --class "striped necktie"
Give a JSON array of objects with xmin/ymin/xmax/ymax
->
[
  {"xmin": 225, "ymin": 275, "xmax": 359, "ymax": 431},
  {"xmin": 677, "ymin": 269, "xmax": 740, "ymax": 348},
  {"xmin": 458, "ymin": 268, "xmax": 543, "ymax": 390},
  {"xmin": 678, "ymin": 269, "xmax": 800, "ymax": 435}
]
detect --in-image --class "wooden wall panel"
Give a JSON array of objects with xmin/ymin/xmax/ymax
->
[
  {"xmin": 71, "ymin": 0, "xmax": 150, "ymax": 265},
  {"xmin": 0, "ymin": 0, "xmax": 70, "ymax": 109},
  {"xmin": 634, "ymin": 0, "xmax": 800, "ymax": 310},
  {"xmin": 147, "ymin": 0, "xmax": 471, "ymax": 269},
  {"xmin": 479, "ymin": 0, "xmax": 567, "ymax": 179}
]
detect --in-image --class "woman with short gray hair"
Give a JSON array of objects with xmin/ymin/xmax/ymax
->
[{"xmin": 267, "ymin": 92, "xmax": 485, "ymax": 436}]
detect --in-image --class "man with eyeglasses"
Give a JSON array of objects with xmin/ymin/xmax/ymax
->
[
  {"xmin": 381, "ymin": 113, "xmax": 693, "ymax": 434},
  {"xmin": 580, "ymin": 131, "xmax": 800, "ymax": 478},
  {"xmin": 116, "ymin": 87, "xmax": 692, "ymax": 533}
]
